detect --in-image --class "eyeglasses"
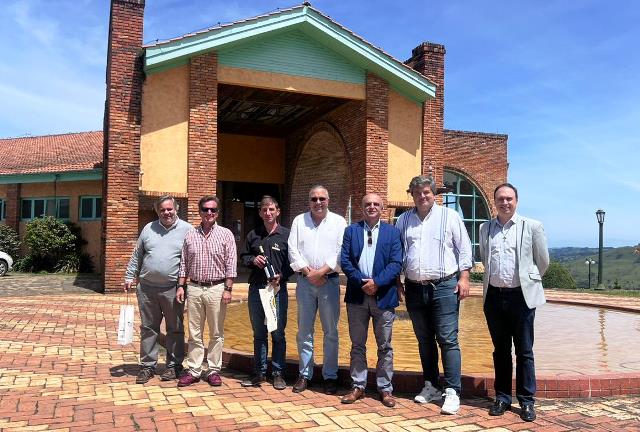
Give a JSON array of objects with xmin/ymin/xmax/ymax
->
[
  {"xmin": 200, "ymin": 207, "xmax": 219, "ymax": 213},
  {"xmin": 367, "ymin": 230, "xmax": 372, "ymax": 246},
  {"xmin": 310, "ymin": 197, "xmax": 327, "ymax": 203}
]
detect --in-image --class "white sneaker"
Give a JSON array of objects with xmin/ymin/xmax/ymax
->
[
  {"xmin": 414, "ymin": 381, "xmax": 443, "ymax": 404},
  {"xmin": 441, "ymin": 388, "xmax": 460, "ymax": 415}
]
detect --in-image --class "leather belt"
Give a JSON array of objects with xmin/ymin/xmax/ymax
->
[
  {"xmin": 489, "ymin": 284, "xmax": 521, "ymax": 292},
  {"xmin": 406, "ymin": 273, "xmax": 457, "ymax": 286},
  {"xmin": 299, "ymin": 272, "xmax": 339, "ymax": 279},
  {"xmin": 190, "ymin": 279, "xmax": 225, "ymax": 287}
]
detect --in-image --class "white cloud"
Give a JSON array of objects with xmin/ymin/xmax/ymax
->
[{"xmin": 7, "ymin": 1, "xmax": 59, "ymax": 46}]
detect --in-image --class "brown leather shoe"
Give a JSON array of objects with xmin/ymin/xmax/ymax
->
[
  {"xmin": 292, "ymin": 375, "xmax": 309, "ymax": 393},
  {"xmin": 379, "ymin": 390, "xmax": 396, "ymax": 407},
  {"xmin": 341, "ymin": 387, "xmax": 365, "ymax": 404}
]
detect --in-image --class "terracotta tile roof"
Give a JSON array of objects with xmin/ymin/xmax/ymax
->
[{"xmin": 0, "ymin": 131, "xmax": 103, "ymax": 176}]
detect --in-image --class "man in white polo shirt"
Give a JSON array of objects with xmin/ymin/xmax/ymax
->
[{"xmin": 288, "ymin": 185, "xmax": 347, "ymax": 394}]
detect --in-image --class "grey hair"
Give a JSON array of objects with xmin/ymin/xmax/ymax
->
[
  {"xmin": 407, "ymin": 175, "xmax": 436, "ymax": 195},
  {"xmin": 308, "ymin": 184, "xmax": 329, "ymax": 199},
  {"xmin": 154, "ymin": 195, "xmax": 179, "ymax": 212}
]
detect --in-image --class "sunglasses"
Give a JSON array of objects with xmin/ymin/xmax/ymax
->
[
  {"xmin": 310, "ymin": 197, "xmax": 327, "ymax": 203},
  {"xmin": 200, "ymin": 207, "xmax": 219, "ymax": 213},
  {"xmin": 367, "ymin": 230, "xmax": 372, "ymax": 246}
]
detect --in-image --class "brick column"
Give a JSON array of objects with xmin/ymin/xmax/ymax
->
[
  {"xmin": 354, "ymin": 73, "xmax": 389, "ymax": 220},
  {"xmin": 102, "ymin": 0, "xmax": 145, "ymax": 292},
  {"xmin": 407, "ymin": 42, "xmax": 445, "ymax": 186},
  {"xmin": 5, "ymin": 184, "xmax": 20, "ymax": 232},
  {"xmin": 187, "ymin": 52, "xmax": 218, "ymax": 223}
]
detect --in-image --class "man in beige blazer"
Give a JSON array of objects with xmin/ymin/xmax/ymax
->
[{"xmin": 479, "ymin": 183, "xmax": 549, "ymax": 422}]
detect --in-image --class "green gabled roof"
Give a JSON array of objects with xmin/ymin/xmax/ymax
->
[{"xmin": 144, "ymin": 4, "xmax": 435, "ymax": 102}]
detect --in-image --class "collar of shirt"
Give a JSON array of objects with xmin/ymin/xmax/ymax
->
[
  {"xmin": 197, "ymin": 223, "xmax": 218, "ymax": 237},
  {"xmin": 257, "ymin": 223, "xmax": 284, "ymax": 237},
  {"xmin": 363, "ymin": 220, "xmax": 380, "ymax": 231},
  {"xmin": 412, "ymin": 204, "xmax": 436, "ymax": 223},
  {"xmin": 496, "ymin": 213, "xmax": 518, "ymax": 229},
  {"xmin": 158, "ymin": 217, "xmax": 180, "ymax": 231}
]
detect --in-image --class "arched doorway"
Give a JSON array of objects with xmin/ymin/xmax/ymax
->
[{"xmin": 289, "ymin": 129, "xmax": 351, "ymax": 220}]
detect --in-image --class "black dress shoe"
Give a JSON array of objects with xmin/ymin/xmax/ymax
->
[
  {"xmin": 324, "ymin": 378, "xmax": 338, "ymax": 395},
  {"xmin": 489, "ymin": 400, "xmax": 511, "ymax": 416},
  {"xmin": 241, "ymin": 374, "xmax": 267, "ymax": 387},
  {"xmin": 292, "ymin": 375, "xmax": 309, "ymax": 393},
  {"xmin": 520, "ymin": 404, "xmax": 536, "ymax": 422}
]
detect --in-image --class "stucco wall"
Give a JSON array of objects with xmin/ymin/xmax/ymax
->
[
  {"xmin": 140, "ymin": 65, "xmax": 189, "ymax": 193},
  {"xmin": 218, "ymin": 133, "xmax": 285, "ymax": 184},
  {"xmin": 18, "ymin": 180, "xmax": 103, "ymax": 271},
  {"xmin": 388, "ymin": 90, "xmax": 422, "ymax": 204}
]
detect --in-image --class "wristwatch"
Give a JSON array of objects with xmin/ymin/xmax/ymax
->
[
  {"xmin": 177, "ymin": 283, "xmax": 187, "ymax": 289},
  {"xmin": 224, "ymin": 285, "xmax": 233, "ymax": 292}
]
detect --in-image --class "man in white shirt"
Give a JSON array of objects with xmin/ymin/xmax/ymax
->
[
  {"xmin": 479, "ymin": 183, "xmax": 549, "ymax": 422},
  {"xmin": 288, "ymin": 185, "xmax": 347, "ymax": 394},
  {"xmin": 396, "ymin": 175, "xmax": 472, "ymax": 415}
]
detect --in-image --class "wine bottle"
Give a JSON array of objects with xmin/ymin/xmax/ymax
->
[{"xmin": 258, "ymin": 245, "xmax": 277, "ymax": 280}]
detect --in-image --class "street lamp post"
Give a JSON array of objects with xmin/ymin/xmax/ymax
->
[
  {"xmin": 596, "ymin": 209, "xmax": 605, "ymax": 288},
  {"xmin": 585, "ymin": 258, "xmax": 596, "ymax": 289}
]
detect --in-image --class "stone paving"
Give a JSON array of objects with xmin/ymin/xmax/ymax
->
[{"xmin": 0, "ymin": 274, "xmax": 639, "ymax": 431}]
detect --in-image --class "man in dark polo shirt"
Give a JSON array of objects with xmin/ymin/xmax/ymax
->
[{"xmin": 239, "ymin": 195, "xmax": 292, "ymax": 390}]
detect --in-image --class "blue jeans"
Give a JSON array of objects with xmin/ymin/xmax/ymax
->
[
  {"xmin": 247, "ymin": 282, "xmax": 288, "ymax": 376},
  {"xmin": 483, "ymin": 285, "xmax": 536, "ymax": 406},
  {"xmin": 296, "ymin": 275, "xmax": 340, "ymax": 380},
  {"xmin": 405, "ymin": 277, "xmax": 461, "ymax": 393}
]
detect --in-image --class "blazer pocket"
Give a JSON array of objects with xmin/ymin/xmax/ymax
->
[{"xmin": 529, "ymin": 272, "xmax": 542, "ymax": 281}]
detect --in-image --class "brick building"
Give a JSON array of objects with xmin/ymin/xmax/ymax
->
[{"xmin": 0, "ymin": 0, "xmax": 507, "ymax": 289}]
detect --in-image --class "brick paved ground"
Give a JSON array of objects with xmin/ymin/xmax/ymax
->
[{"xmin": 0, "ymin": 274, "xmax": 639, "ymax": 431}]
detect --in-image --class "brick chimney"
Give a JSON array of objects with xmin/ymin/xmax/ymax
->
[
  {"xmin": 102, "ymin": 0, "xmax": 145, "ymax": 292},
  {"xmin": 406, "ymin": 42, "xmax": 445, "ymax": 186}
]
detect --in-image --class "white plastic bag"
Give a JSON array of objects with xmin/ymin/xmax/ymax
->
[
  {"xmin": 117, "ymin": 304, "xmax": 135, "ymax": 345},
  {"xmin": 259, "ymin": 284, "xmax": 278, "ymax": 333}
]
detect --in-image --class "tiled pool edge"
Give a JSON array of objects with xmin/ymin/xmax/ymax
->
[{"xmin": 220, "ymin": 292, "xmax": 640, "ymax": 398}]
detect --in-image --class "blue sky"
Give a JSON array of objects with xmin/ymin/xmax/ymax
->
[{"xmin": 1, "ymin": 0, "xmax": 638, "ymax": 247}]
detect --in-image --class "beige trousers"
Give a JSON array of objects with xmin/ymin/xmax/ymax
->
[{"xmin": 186, "ymin": 282, "xmax": 227, "ymax": 377}]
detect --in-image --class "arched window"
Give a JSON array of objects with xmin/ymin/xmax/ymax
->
[{"xmin": 442, "ymin": 170, "xmax": 490, "ymax": 262}]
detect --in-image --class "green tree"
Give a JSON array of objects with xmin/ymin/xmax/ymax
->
[
  {"xmin": 19, "ymin": 217, "xmax": 78, "ymax": 272},
  {"xmin": 542, "ymin": 261, "xmax": 577, "ymax": 289},
  {"xmin": 0, "ymin": 224, "xmax": 21, "ymax": 258}
]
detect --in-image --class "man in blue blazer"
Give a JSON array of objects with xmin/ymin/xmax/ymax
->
[{"xmin": 340, "ymin": 193, "xmax": 403, "ymax": 407}]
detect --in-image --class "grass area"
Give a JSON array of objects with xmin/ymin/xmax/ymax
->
[{"xmin": 550, "ymin": 246, "xmax": 640, "ymax": 289}]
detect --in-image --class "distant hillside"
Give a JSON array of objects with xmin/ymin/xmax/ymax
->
[{"xmin": 549, "ymin": 246, "xmax": 640, "ymax": 289}]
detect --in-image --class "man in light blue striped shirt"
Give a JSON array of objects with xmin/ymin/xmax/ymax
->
[{"xmin": 396, "ymin": 175, "xmax": 472, "ymax": 415}]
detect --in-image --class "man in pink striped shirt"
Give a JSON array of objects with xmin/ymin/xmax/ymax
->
[{"xmin": 176, "ymin": 195, "xmax": 237, "ymax": 387}]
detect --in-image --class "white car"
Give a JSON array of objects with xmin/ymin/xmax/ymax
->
[{"xmin": 0, "ymin": 251, "xmax": 13, "ymax": 276}]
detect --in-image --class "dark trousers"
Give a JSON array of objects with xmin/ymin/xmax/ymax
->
[
  {"xmin": 247, "ymin": 282, "xmax": 288, "ymax": 376},
  {"xmin": 483, "ymin": 285, "xmax": 536, "ymax": 406},
  {"xmin": 405, "ymin": 277, "xmax": 461, "ymax": 393}
]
